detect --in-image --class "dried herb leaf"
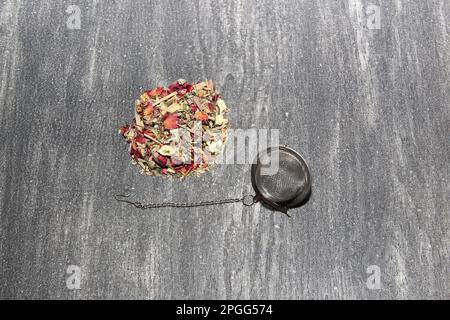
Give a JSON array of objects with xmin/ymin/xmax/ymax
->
[{"xmin": 158, "ymin": 145, "xmax": 176, "ymax": 156}]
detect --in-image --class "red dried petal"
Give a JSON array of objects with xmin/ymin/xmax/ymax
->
[
  {"xmin": 176, "ymin": 83, "xmax": 194, "ymax": 97},
  {"xmin": 130, "ymin": 146, "xmax": 141, "ymax": 160},
  {"xmin": 163, "ymin": 113, "xmax": 179, "ymax": 130},
  {"xmin": 168, "ymin": 81, "xmax": 180, "ymax": 92},
  {"xmin": 154, "ymin": 155, "xmax": 168, "ymax": 167},
  {"xmin": 146, "ymin": 87, "xmax": 163, "ymax": 97},
  {"xmin": 177, "ymin": 88, "xmax": 187, "ymax": 97},
  {"xmin": 190, "ymin": 104, "xmax": 198, "ymax": 112},
  {"xmin": 159, "ymin": 89, "xmax": 169, "ymax": 98},
  {"xmin": 177, "ymin": 163, "xmax": 194, "ymax": 174},
  {"xmin": 120, "ymin": 125, "xmax": 130, "ymax": 136},
  {"xmin": 134, "ymin": 135, "xmax": 147, "ymax": 144}
]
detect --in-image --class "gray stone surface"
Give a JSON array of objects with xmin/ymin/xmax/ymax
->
[{"xmin": 0, "ymin": 0, "xmax": 448, "ymax": 299}]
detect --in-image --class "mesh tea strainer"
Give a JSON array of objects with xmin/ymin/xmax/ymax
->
[{"xmin": 115, "ymin": 145, "xmax": 311, "ymax": 216}]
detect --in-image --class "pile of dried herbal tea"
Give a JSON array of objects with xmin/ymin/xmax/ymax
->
[{"xmin": 119, "ymin": 79, "xmax": 229, "ymax": 178}]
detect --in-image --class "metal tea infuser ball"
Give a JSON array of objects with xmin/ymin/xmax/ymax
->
[{"xmin": 115, "ymin": 145, "xmax": 311, "ymax": 216}]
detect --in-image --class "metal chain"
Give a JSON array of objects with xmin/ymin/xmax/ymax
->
[{"xmin": 114, "ymin": 194, "xmax": 256, "ymax": 209}]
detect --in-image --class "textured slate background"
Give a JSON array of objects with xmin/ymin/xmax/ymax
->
[{"xmin": 0, "ymin": 0, "xmax": 449, "ymax": 299}]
